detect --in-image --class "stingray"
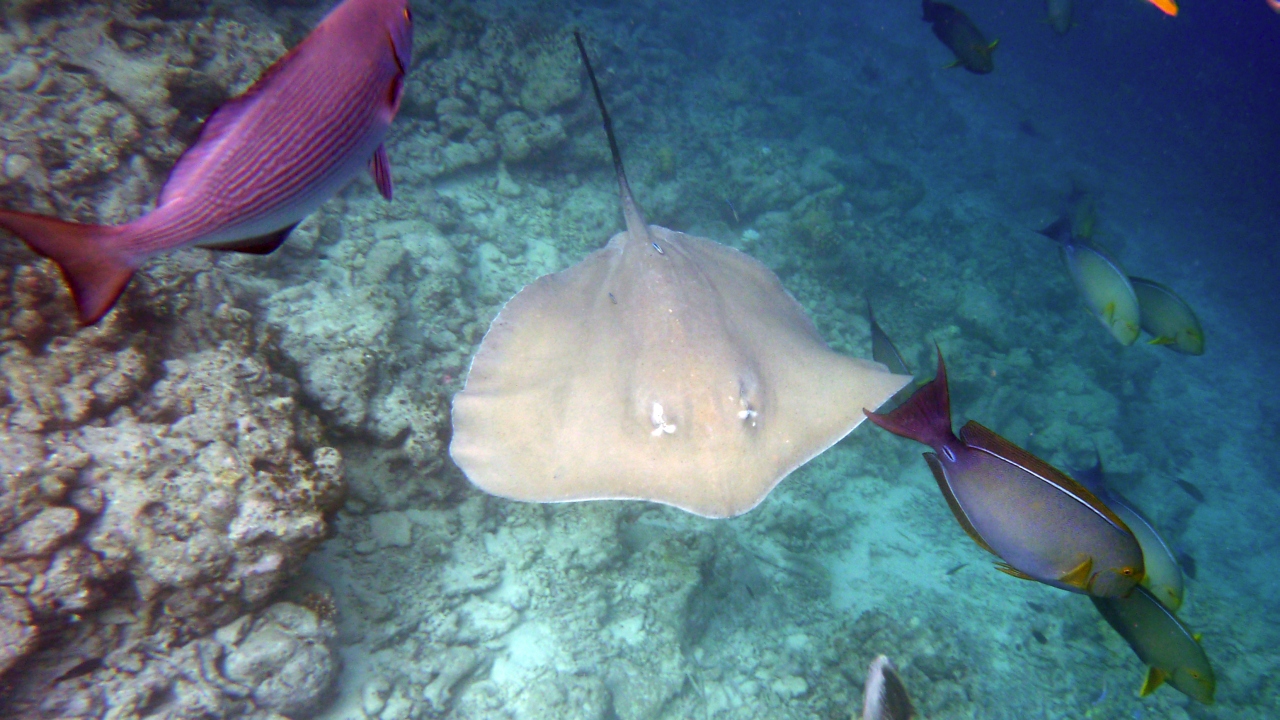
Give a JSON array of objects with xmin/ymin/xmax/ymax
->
[{"xmin": 448, "ymin": 34, "xmax": 910, "ymax": 518}]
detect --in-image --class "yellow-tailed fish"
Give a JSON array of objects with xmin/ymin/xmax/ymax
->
[
  {"xmin": 1038, "ymin": 217, "xmax": 1141, "ymax": 346},
  {"xmin": 1130, "ymin": 277, "xmax": 1205, "ymax": 355},
  {"xmin": 1046, "ymin": 0, "xmax": 1073, "ymax": 35},
  {"xmin": 865, "ymin": 349, "xmax": 1144, "ymax": 597},
  {"xmin": 1075, "ymin": 452, "xmax": 1184, "ymax": 611},
  {"xmin": 1092, "ymin": 586, "xmax": 1214, "ymax": 704},
  {"xmin": 922, "ymin": 0, "xmax": 998, "ymax": 74}
]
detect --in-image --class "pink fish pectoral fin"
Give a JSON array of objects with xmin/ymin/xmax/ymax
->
[
  {"xmin": 370, "ymin": 144, "xmax": 394, "ymax": 201},
  {"xmin": 200, "ymin": 223, "xmax": 298, "ymax": 255}
]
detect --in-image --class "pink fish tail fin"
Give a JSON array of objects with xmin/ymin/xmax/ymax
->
[
  {"xmin": 864, "ymin": 346, "xmax": 954, "ymax": 448},
  {"xmin": 0, "ymin": 210, "xmax": 136, "ymax": 325}
]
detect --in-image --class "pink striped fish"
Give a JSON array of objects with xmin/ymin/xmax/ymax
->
[{"xmin": 0, "ymin": 0, "xmax": 413, "ymax": 325}]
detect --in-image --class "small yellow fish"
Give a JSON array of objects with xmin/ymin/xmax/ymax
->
[
  {"xmin": 1092, "ymin": 586, "xmax": 1214, "ymax": 704},
  {"xmin": 1038, "ymin": 217, "xmax": 1141, "ymax": 346},
  {"xmin": 1130, "ymin": 277, "xmax": 1205, "ymax": 355}
]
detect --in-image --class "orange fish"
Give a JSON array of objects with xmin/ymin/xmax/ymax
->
[{"xmin": 1145, "ymin": 0, "xmax": 1178, "ymax": 16}]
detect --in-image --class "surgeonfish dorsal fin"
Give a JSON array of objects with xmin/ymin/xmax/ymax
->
[{"xmin": 574, "ymin": 32, "xmax": 650, "ymax": 245}]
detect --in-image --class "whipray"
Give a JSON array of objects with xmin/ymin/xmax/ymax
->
[{"xmin": 449, "ymin": 33, "xmax": 909, "ymax": 518}]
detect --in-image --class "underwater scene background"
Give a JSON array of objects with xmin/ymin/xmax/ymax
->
[{"xmin": 1, "ymin": 0, "xmax": 1277, "ymax": 718}]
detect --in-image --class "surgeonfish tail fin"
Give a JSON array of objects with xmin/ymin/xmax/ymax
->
[
  {"xmin": 864, "ymin": 346, "xmax": 953, "ymax": 448},
  {"xmin": 862, "ymin": 655, "xmax": 916, "ymax": 720},
  {"xmin": 0, "ymin": 210, "xmax": 136, "ymax": 325},
  {"xmin": 1036, "ymin": 214, "xmax": 1072, "ymax": 243}
]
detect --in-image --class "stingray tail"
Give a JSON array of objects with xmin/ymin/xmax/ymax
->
[
  {"xmin": 0, "ymin": 209, "xmax": 136, "ymax": 325},
  {"xmin": 573, "ymin": 31, "xmax": 649, "ymax": 242},
  {"xmin": 864, "ymin": 346, "xmax": 954, "ymax": 448}
]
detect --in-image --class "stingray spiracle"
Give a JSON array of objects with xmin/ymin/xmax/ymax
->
[{"xmin": 651, "ymin": 402, "xmax": 677, "ymax": 437}]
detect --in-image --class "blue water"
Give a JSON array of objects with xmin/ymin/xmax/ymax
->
[{"xmin": 2, "ymin": 0, "xmax": 1278, "ymax": 718}]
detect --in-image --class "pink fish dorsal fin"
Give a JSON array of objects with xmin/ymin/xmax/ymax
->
[
  {"xmin": 959, "ymin": 422, "xmax": 1131, "ymax": 533},
  {"xmin": 158, "ymin": 29, "xmax": 324, "ymax": 207}
]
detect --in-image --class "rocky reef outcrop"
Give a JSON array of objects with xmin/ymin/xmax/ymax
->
[{"xmin": 0, "ymin": 2, "xmax": 347, "ymax": 717}]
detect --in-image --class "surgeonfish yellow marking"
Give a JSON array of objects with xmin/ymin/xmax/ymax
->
[
  {"xmin": 1141, "ymin": 667, "xmax": 1169, "ymax": 696},
  {"xmin": 1059, "ymin": 557, "xmax": 1094, "ymax": 591},
  {"xmin": 1145, "ymin": 0, "xmax": 1178, "ymax": 16},
  {"xmin": 865, "ymin": 350, "xmax": 1145, "ymax": 598}
]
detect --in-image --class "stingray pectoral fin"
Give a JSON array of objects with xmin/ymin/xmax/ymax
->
[
  {"xmin": 994, "ymin": 562, "xmax": 1036, "ymax": 581},
  {"xmin": 1059, "ymin": 557, "xmax": 1094, "ymax": 591},
  {"xmin": 1140, "ymin": 666, "xmax": 1167, "ymax": 696},
  {"xmin": 925, "ymin": 453, "xmax": 998, "ymax": 555}
]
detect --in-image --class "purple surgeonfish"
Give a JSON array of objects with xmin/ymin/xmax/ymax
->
[
  {"xmin": 0, "ymin": 0, "xmax": 414, "ymax": 325},
  {"xmin": 864, "ymin": 349, "xmax": 1145, "ymax": 598}
]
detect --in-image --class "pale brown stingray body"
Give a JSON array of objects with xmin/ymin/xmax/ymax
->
[{"xmin": 448, "ymin": 35, "xmax": 909, "ymax": 518}]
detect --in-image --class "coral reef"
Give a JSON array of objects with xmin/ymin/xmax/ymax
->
[{"xmin": 0, "ymin": 3, "xmax": 347, "ymax": 716}]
